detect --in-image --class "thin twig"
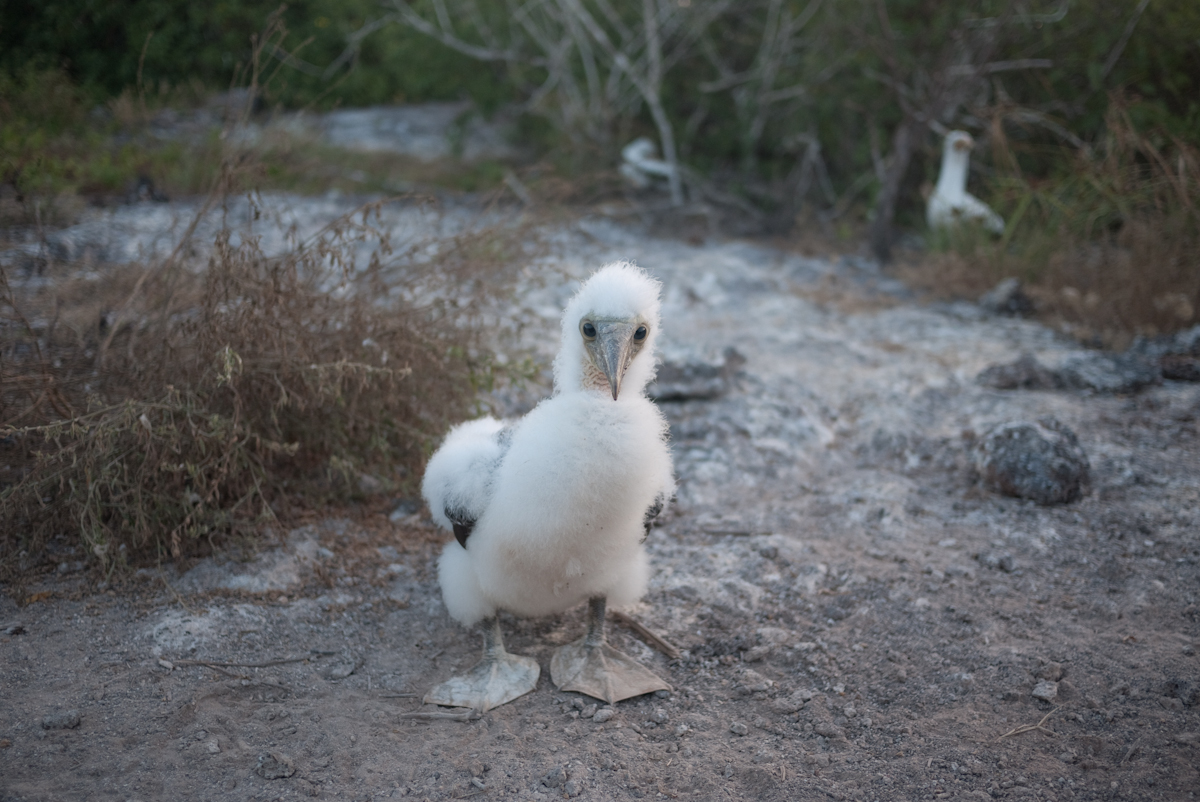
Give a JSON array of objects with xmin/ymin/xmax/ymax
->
[
  {"xmin": 611, "ymin": 610, "xmax": 681, "ymax": 659},
  {"xmin": 401, "ymin": 708, "xmax": 482, "ymax": 721},
  {"xmin": 996, "ymin": 706, "xmax": 1060, "ymax": 741},
  {"xmin": 173, "ymin": 656, "xmax": 315, "ymax": 669}
]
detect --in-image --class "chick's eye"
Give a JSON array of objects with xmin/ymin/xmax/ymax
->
[
  {"xmin": 633, "ymin": 325, "xmax": 648, "ymax": 342},
  {"xmin": 581, "ymin": 321, "xmax": 597, "ymax": 339}
]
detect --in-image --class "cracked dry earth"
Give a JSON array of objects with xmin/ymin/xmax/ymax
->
[{"xmin": 2, "ymin": 215, "xmax": 1199, "ymax": 802}]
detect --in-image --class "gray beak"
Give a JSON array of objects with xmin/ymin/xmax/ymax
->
[{"xmin": 586, "ymin": 321, "xmax": 636, "ymax": 400}]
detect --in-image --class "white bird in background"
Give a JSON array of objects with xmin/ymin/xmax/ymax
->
[
  {"xmin": 927, "ymin": 130, "xmax": 1005, "ymax": 235},
  {"xmin": 421, "ymin": 262, "xmax": 676, "ymax": 711},
  {"xmin": 619, "ymin": 137, "xmax": 677, "ymax": 189}
]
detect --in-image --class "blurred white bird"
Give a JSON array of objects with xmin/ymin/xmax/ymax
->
[
  {"xmin": 421, "ymin": 262, "xmax": 676, "ymax": 711},
  {"xmin": 927, "ymin": 130, "xmax": 1005, "ymax": 235},
  {"xmin": 619, "ymin": 137, "xmax": 676, "ymax": 189}
]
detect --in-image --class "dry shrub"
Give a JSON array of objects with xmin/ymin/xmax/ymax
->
[{"xmin": 0, "ymin": 193, "xmax": 531, "ymax": 578}]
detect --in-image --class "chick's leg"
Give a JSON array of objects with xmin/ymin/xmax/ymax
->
[
  {"xmin": 424, "ymin": 617, "xmax": 539, "ymax": 711},
  {"xmin": 550, "ymin": 596, "xmax": 670, "ymax": 704}
]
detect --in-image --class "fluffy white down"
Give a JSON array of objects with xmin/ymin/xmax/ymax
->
[
  {"xmin": 424, "ymin": 262, "xmax": 675, "ymax": 627},
  {"xmin": 421, "ymin": 416, "xmax": 507, "ymax": 531}
]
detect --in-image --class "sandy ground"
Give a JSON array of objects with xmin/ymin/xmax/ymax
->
[{"xmin": 2, "ymin": 213, "xmax": 1199, "ymax": 802}]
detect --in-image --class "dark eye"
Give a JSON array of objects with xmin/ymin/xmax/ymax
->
[
  {"xmin": 581, "ymin": 321, "xmax": 597, "ymax": 339},
  {"xmin": 633, "ymin": 325, "xmax": 648, "ymax": 342}
]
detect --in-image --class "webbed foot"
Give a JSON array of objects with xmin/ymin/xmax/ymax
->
[
  {"xmin": 424, "ymin": 618, "xmax": 539, "ymax": 711},
  {"xmin": 549, "ymin": 597, "xmax": 670, "ymax": 704}
]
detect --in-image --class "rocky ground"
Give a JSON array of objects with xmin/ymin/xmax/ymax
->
[{"xmin": 2, "ymin": 197, "xmax": 1199, "ymax": 802}]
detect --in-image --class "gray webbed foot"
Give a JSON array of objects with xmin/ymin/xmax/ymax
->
[
  {"xmin": 424, "ymin": 618, "xmax": 539, "ymax": 712},
  {"xmin": 550, "ymin": 597, "xmax": 670, "ymax": 704}
]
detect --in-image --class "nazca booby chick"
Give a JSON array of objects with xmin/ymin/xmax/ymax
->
[
  {"xmin": 927, "ymin": 130, "xmax": 1005, "ymax": 235},
  {"xmin": 421, "ymin": 261, "xmax": 676, "ymax": 710}
]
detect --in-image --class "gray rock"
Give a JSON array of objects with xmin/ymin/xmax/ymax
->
[
  {"xmin": 1035, "ymin": 662, "xmax": 1065, "ymax": 682},
  {"xmin": 975, "ymin": 419, "xmax": 1090, "ymax": 505},
  {"xmin": 1032, "ymin": 681, "xmax": 1059, "ymax": 702},
  {"xmin": 648, "ymin": 347, "xmax": 745, "ymax": 401},
  {"xmin": 41, "ymin": 710, "xmax": 81, "ymax": 730},
  {"xmin": 322, "ymin": 658, "xmax": 359, "ymax": 680},
  {"xmin": 729, "ymin": 721, "xmax": 749, "ymax": 736},
  {"xmin": 1161, "ymin": 355, "xmax": 1200, "ymax": 382},
  {"xmin": 977, "ymin": 551, "xmax": 1016, "ymax": 573},
  {"xmin": 979, "ymin": 278, "xmax": 1034, "ymax": 316},
  {"xmin": 255, "ymin": 752, "xmax": 296, "ymax": 779},
  {"xmin": 976, "ymin": 354, "xmax": 1064, "ymax": 390},
  {"xmin": 814, "ymin": 721, "xmax": 846, "ymax": 739},
  {"xmin": 592, "ymin": 707, "xmax": 615, "ymax": 723},
  {"xmin": 564, "ymin": 779, "xmax": 584, "ymax": 798},
  {"xmin": 542, "ymin": 766, "xmax": 566, "ymax": 788},
  {"xmin": 1056, "ymin": 352, "xmax": 1160, "ymax": 394}
]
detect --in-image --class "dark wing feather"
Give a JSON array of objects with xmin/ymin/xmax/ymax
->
[
  {"xmin": 447, "ymin": 509, "xmax": 476, "ymax": 549},
  {"xmin": 641, "ymin": 494, "xmax": 666, "ymax": 542},
  {"xmin": 440, "ymin": 424, "xmax": 515, "ymax": 550}
]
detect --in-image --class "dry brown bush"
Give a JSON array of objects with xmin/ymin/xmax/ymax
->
[{"xmin": 0, "ymin": 189, "xmax": 533, "ymax": 579}]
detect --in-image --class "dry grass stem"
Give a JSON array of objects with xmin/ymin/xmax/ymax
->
[{"xmin": 996, "ymin": 707, "xmax": 1060, "ymax": 741}]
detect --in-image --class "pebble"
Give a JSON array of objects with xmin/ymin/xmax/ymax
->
[
  {"xmin": 322, "ymin": 660, "xmax": 358, "ymax": 680},
  {"xmin": 650, "ymin": 708, "xmax": 669, "ymax": 724},
  {"xmin": 580, "ymin": 704, "xmax": 597, "ymax": 719},
  {"xmin": 1036, "ymin": 662, "xmax": 1065, "ymax": 682},
  {"xmin": 729, "ymin": 722, "xmax": 749, "ymax": 736},
  {"xmin": 979, "ymin": 278, "xmax": 1034, "ymax": 317},
  {"xmin": 206, "ymin": 740, "xmax": 221, "ymax": 754},
  {"xmin": 41, "ymin": 711, "xmax": 81, "ymax": 730},
  {"xmin": 592, "ymin": 707, "xmax": 616, "ymax": 724},
  {"xmin": 255, "ymin": 752, "xmax": 296, "ymax": 779},
  {"xmin": 542, "ymin": 766, "xmax": 566, "ymax": 788},
  {"xmin": 1032, "ymin": 681, "xmax": 1059, "ymax": 702},
  {"xmin": 814, "ymin": 722, "xmax": 845, "ymax": 739},
  {"xmin": 564, "ymin": 779, "xmax": 583, "ymax": 797}
]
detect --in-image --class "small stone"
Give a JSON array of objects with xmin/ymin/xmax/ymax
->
[
  {"xmin": 977, "ymin": 354, "xmax": 1063, "ymax": 390},
  {"xmin": 1057, "ymin": 352, "xmax": 1161, "ymax": 394},
  {"xmin": 772, "ymin": 692, "xmax": 808, "ymax": 714},
  {"xmin": 542, "ymin": 766, "xmax": 566, "ymax": 788},
  {"xmin": 1032, "ymin": 681, "xmax": 1059, "ymax": 702},
  {"xmin": 1036, "ymin": 662, "xmax": 1065, "ymax": 682},
  {"xmin": 979, "ymin": 278, "xmax": 1034, "ymax": 317},
  {"xmin": 564, "ymin": 779, "xmax": 583, "ymax": 797},
  {"xmin": 41, "ymin": 711, "xmax": 81, "ymax": 730},
  {"xmin": 978, "ymin": 552, "xmax": 1016, "ymax": 572},
  {"xmin": 322, "ymin": 660, "xmax": 358, "ymax": 680},
  {"xmin": 255, "ymin": 752, "xmax": 296, "ymax": 779},
  {"xmin": 814, "ymin": 722, "xmax": 845, "ymax": 738},
  {"xmin": 650, "ymin": 708, "xmax": 669, "ymax": 724},
  {"xmin": 729, "ymin": 722, "xmax": 749, "ymax": 736},
  {"xmin": 207, "ymin": 740, "xmax": 221, "ymax": 754},
  {"xmin": 592, "ymin": 707, "xmax": 616, "ymax": 724},
  {"xmin": 580, "ymin": 704, "xmax": 597, "ymax": 719}
]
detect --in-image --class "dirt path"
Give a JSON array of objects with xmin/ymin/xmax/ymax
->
[{"xmin": 2, "ymin": 215, "xmax": 1198, "ymax": 801}]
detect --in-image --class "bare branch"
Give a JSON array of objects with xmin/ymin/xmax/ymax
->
[
  {"xmin": 1101, "ymin": 0, "xmax": 1151, "ymax": 82},
  {"xmin": 948, "ymin": 58, "xmax": 1053, "ymax": 76}
]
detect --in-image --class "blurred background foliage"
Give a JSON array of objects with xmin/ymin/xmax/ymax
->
[{"xmin": 2, "ymin": 0, "xmax": 1198, "ymax": 337}]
